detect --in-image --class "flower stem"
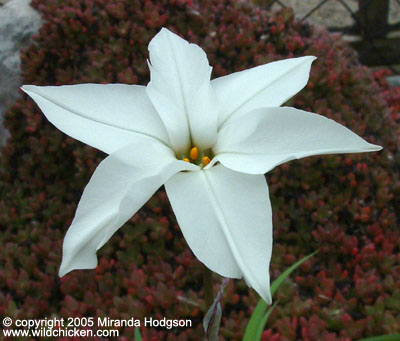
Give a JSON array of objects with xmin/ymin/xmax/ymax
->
[{"xmin": 203, "ymin": 266, "xmax": 214, "ymax": 310}]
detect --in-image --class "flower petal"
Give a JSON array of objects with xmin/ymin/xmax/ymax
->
[
  {"xmin": 212, "ymin": 56, "xmax": 316, "ymax": 128},
  {"xmin": 59, "ymin": 136, "xmax": 198, "ymax": 276},
  {"xmin": 165, "ymin": 164, "xmax": 272, "ymax": 303},
  {"xmin": 146, "ymin": 28, "xmax": 218, "ymax": 153},
  {"xmin": 22, "ymin": 84, "xmax": 170, "ymax": 154},
  {"xmin": 213, "ymin": 107, "xmax": 382, "ymax": 174}
]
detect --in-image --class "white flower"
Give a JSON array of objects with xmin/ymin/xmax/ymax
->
[{"xmin": 22, "ymin": 28, "xmax": 381, "ymax": 303}]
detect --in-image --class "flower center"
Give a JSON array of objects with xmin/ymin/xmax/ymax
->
[{"xmin": 182, "ymin": 146, "xmax": 211, "ymax": 168}]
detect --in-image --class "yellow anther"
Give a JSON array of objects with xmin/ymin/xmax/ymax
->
[
  {"xmin": 189, "ymin": 146, "xmax": 198, "ymax": 160},
  {"xmin": 183, "ymin": 157, "xmax": 190, "ymax": 163},
  {"xmin": 202, "ymin": 156, "xmax": 211, "ymax": 166}
]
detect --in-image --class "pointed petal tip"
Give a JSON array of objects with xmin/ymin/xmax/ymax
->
[
  {"xmin": 58, "ymin": 267, "xmax": 68, "ymax": 278},
  {"xmin": 371, "ymin": 144, "xmax": 383, "ymax": 151},
  {"xmin": 293, "ymin": 55, "xmax": 317, "ymax": 64},
  {"xmin": 151, "ymin": 27, "xmax": 178, "ymax": 44},
  {"xmin": 20, "ymin": 85, "xmax": 32, "ymax": 93},
  {"xmin": 21, "ymin": 84, "xmax": 41, "ymax": 96},
  {"xmin": 158, "ymin": 27, "xmax": 179, "ymax": 38},
  {"xmin": 159, "ymin": 27, "xmax": 170, "ymax": 34},
  {"xmin": 58, "ymin": 262, "xmax": 70, "ymax": 277},
  {"xmin": 359, "ymin": 141, "xmax": 382, "ymax": 153},
  {"xmin": 21, "ymin": 85, "xmax": 43, "ymax": 100},
  {"xmin": 245, "ymin": 276, "xmax": 272, "ymax": 305},
  {"xmin": 262, "ymin": 291, "xmax": 273, "ymax": 305},
  {"xmin": 237, "ymin": 265, "xmax": 272, "ymax": 304},
  {"xmin": 302, "ymin": 55, "xmax": 317, "ymax": 67},
  {"xmin": 249, "ymin": 280, "xmax": 272, "ymax": 304},
  {"xmin": 58, "ymin": 258, "xmax": 97, "ymax": 278}
]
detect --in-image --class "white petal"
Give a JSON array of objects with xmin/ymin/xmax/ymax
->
[
  {"xmin": 213, "ymin": 107, "xmax": 382, "ymax": 174},
  {"xmin": 22, "ymin": 84, "xmax": 170, "ymax": 154},
  {"xmin": 146, "ymin": 28, "xmax": 218, "ymax": 153},
  {"xmin": 59, "ymin": 136, "xmax": 198, "ymax": 276},
  {"xmin": 212, "ymin": 56, "xmax": 316, "ymax": 128},
  {"xmin": 165, "ymin": 164, "xmax": 272, "ymax": 303}
]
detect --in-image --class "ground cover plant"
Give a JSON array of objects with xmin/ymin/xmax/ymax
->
[{"xmin": 0, "ymin": 0, "xmax": 399, "ymax": 339}]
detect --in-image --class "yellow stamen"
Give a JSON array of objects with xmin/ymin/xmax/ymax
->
[
  {"xmin": 202, "ymin": 156, "xmax": 211, "ymax": 166},
  {"xmin": 189, "ymin": 146, "xmax": 198, "ymax": 160},
  {"xmin": 183, "ymin": 157, "xmax": 190, "ymax": 163}
]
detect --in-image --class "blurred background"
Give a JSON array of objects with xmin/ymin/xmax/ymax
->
[{"xmin": 252, "ymin": 0, "xmax": 400, "ymax": 75}]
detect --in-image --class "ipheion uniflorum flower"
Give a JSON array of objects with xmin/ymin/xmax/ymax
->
[{"xmin": 22, "ymin": 28, "xmax": 381, "ymax": 304}]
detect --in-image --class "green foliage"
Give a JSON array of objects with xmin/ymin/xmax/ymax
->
[
  {"xmin": 134, "ymin": 327, "xmax": 142, "ymax": 341},
  {"xmin": 243, "ymin": 251, "xmax": 317, "ymax": 341},
  {"xmin": 359, "ymin": 335, "xmax": 400, "ymax": 341}
]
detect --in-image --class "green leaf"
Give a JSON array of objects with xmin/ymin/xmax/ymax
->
[
  {"xmin": 254, "ymin": 301, "xmax": 279, "ymax": 340},
  {"xmin": 359, "ymin": 335, "xmax": 400, "ymax": 341},
  {"xmin": 134, "ymin": 327, "xmax": 142, "ymax": 341},
  {"xmin": 243, "ymin": 299, "xmax": 268, "ymax": 341},
  {"xmin": 271, "ymin": 250, "xmax": 319, "ymax": 296},
  {"xmin": 243, "ymin": 251, "xmax": 318, "ymax": 341}
]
